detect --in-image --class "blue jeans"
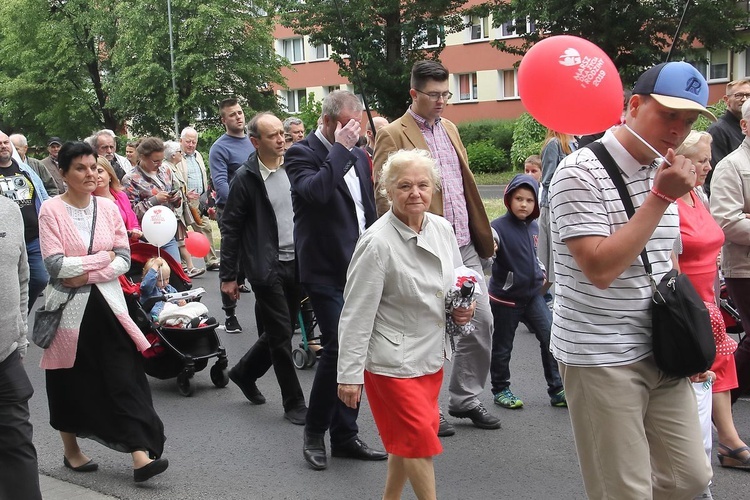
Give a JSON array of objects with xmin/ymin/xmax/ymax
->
[
  {"xmin": 26, "ymin": 238, "xmax": 48, "ymax": 312},
  {"xmin": 490, "ymin": 294, "xmax": 562, "ymax": 397},
  {"xmin": 303, "ymin": 283, "xmax": 358, "ymax": 446},
  {"xmin": 160, "ymin": 238, "xmax": 181, "ymax": 264}
]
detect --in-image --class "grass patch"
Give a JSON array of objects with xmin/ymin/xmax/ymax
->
[
  {"xmin": 473, "ymin": 171, "xmax": 519, "ymax": 185},
  {"xmin": 483, "ymin": 198, "xmax": 506, "ymax": 221}
]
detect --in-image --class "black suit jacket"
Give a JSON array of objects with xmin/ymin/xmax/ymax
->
[{"xmin": 284, "ymin": 131, "xmax": 376, "ymax": 287}]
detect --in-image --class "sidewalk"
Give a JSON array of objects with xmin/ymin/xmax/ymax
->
[{"xmin": 40, "ymin": 475, "xmax": 117, "ymax": 500}]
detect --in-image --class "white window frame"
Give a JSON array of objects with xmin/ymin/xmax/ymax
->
[
  {"xmin": 498, "ymin": 69, "xmax": 519, "ymax": 100},
  {"xmin": 498, "ymin": 16, "xmax": 535, "ymax": 39},
  {"xmin": 689, "ymin": 50, "xmax": 730, "ymax": 83},
  {"xmin": 284, "ymin": 89, "xmax": 307, "ymax": 114},
  {"xmin": 455, "ymin": 72, "xmax": 478, "ymax": 102},
  {"xmin": 310, "ymin": 43, "xmax": 329, "ymax": 61},
  {"xmin": 466, "ymin": 15, "xmax": 489, "ymax": 42},
  {"xmin": 419, "ymin": 24, "xmax": 443, "ymax": 48},
  {"xmin": 279, "ymin": 37, "xmax": 305, "ymax": 63}
]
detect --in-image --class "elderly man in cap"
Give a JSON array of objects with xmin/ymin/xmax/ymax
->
[
  {"xmin": 548, "ymin": 61, "xmax": 714, "ymax": 498},
  {"xmin": 40, "ymin": 136, "xmax": 66, "ymax": 194}
]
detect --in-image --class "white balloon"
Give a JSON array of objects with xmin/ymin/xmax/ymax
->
[{"xmin": 141, "ymin": 206, "xmax": 177, "ymax": 247}]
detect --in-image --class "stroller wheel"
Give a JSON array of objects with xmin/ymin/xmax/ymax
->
[
  {"xmin": 305, "ymin": 349, "xmax": 317, "ymax": 368},
  {"xmin": 292, "ymin": 348, "xmax": 307, "ymax": 370},
  {"xmin": 177, "ymin": 371, "xmax": 194, "ymax": 397},
  {"xmin": 210, "ymin": 363, "xmax": 229, "ymax": 388}
]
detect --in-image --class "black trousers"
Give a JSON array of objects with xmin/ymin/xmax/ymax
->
[
  {"xmin": 303, "ymin": 283, "xmax": 359, "ymax": 446},
  {"xmin": 232, "ymin": 260, "xmax": 305, "ymax": 411},
  {"xmin": 726, "ymin": 278, "xmax": 750, "ymax": 403},
  {"xmin": 217, "ymin": 206, "xmax": 246, "ymax": 316},
  {"xmin": 0, "ymin": 350, "xmax": 42, "ymax": 500}
]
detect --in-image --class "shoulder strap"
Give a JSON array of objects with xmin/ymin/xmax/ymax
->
[
  {"xmin": 88, "ymin": 197, "xmax": 97, "ymax": 255},
  {"xmin": 586, "ymin": 142, "xmax": 652, "ymax": 276}
]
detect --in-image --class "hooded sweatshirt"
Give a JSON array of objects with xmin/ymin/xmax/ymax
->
[{"xmin": 488, "ymin": 174, "xmax": 545, "ymax": 306}]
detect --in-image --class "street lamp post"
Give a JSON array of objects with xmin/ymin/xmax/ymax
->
[{"xmin": 167, "ymin": 0, "xmax": 179, "ymax": 137}]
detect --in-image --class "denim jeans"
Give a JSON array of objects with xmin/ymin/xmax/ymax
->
[
  {"xmin": 26, "ymin": 238, "xmax": 48, "ymax": 312},
  {"xmin": 490, "ymin": 294, "xmax": 563, "ymax": 396},
  {"xmin": 303, "ymin": 283, "xmax": 358, "ymax": 446}
]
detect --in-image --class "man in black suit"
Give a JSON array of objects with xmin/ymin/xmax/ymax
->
[{"xmin": 285, "ymin": 90, "xmax": 386, "ymax": 470}]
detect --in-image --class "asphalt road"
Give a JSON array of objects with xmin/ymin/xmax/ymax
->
[{"xmin": 24, "ymin": 270, "xmax": 750, "ymax": 500}]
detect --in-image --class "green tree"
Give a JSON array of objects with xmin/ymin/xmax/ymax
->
[
  {"xmin": 0, "ymin": 0, "xmax": 125, "ymax": 144},
  {"xmin": 112, "ymin": 0, "xmax": 285, "ymax": 136},
  {"xmin": 274, "ymin": 0, "xmax": 468, "ymax": 120},
  {"xmin": 478, "ymin": 0, "xmax": 749, "ymax": 86},
  {"xmin": 298, "ymin": 92, "xmax": 323, "ymax": 132}
]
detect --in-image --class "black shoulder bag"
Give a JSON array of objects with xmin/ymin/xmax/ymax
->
[
  {"xmin": 32, "ymin": 198, "xmax": 98, "ymax": 349},
  {"xmin": 587, "ymin": 142, "xmax": 715, "ymax": 377}
]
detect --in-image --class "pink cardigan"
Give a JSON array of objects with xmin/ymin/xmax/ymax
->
[
  {"xmin": 112, "ymin": 189, "xmax": 141, "ymax": 232},
  {"xmin": 38, "ymin": 196, "xmax": 150, "ymax": 369}
]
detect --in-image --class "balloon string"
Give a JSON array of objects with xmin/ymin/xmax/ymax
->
[{"xmin": 623, "ymin": 124, "xmax": 672, "ymax": 166}]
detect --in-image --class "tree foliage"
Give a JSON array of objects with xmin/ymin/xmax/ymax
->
[
  {"xmin": 0, "ymin": 0, "xmax": 284, "ymax": 145},
  {"xmin": 274, "ymin": 0, "xmax": 468, "ymax": 120},
  {"xmin": 477, "ymin": 0, "xmax": 750, "ymax": 86}
]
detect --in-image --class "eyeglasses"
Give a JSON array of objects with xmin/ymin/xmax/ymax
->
[
  {"xmin": 415, "ymin": 89, "xmax": 453, "ymax": 101},
  {"xmin": 732, "ymin": 92, "xmax": 750, "ymax": 101}
]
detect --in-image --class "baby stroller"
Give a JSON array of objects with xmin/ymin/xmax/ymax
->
[
  {"xmin": 292, "ymin": 296, "xmax": 322, "ymax": 370},
  {"xmin": 123, "ymin": 242, "xmax": 229, "ymax": 396}
]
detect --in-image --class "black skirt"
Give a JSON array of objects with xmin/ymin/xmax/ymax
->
[{"xmin": 46, "ymin": 285, "xmax": 166, "ymax": 458}]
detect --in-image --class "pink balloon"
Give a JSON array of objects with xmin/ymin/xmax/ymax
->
[
  {"xmin": 518, "ymin": 35, "xmax": 623, "ymax": 136},
  {"xmin": 185, "ymin": 232, "xmax": 210, "ymax": 258}
]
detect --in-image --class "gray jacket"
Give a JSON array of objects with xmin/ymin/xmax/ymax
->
[
  {"xmin": 0, "ymin": 196, "xmax": 30, "ymax": 362},
  {"xmin": 711, "ymin": 137, "xmax": 750, "ymax": 278}
]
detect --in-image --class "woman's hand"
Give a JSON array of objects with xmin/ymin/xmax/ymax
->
[
  {"xmin": 154, "ymin": 191, "xmax": 171, "ymax": 204},
  {"xmin": 62, "ymin": 273, "xmax": 89, "ymax": 288},
  {"xmin": 128, "ymin": 229, "xmax": 143, "ymax": 242},
  {"xmin": 451, "ymin": 302, "xmax": 476, "ymax": 326},
  {"xmin": 689, "ymin": 370, "xmax": 716, "ymax": 384},
  {"xmin": 168, "ymin": 191, "xmax": 182, "ymax": 207},
  {"xmin": 337, "ymin": 384, "xmax": 362, "ymax": 409}
]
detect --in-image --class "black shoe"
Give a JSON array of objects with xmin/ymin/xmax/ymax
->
[
  {"xmin": 437, "ymin": 411, "xmax": 455, "ymax": 437},
  {"xmin": 303, "ymin": 431, "xmax": 328, "ymax": 470},
  {"xmin": 206, "ymin": 262, "xmax": 220, "ymax": 271},
  {"xmin": 224, "ymin": 315, "xmax": 242, "ymax": 334},
  {"xmin": 331, "ymin": 437, "xmax": 387, "ymax": 461},
  {"xmin": 228, "ymin": 368, "xmax": 266, "ymax": 404},
  {"xmin": 63, "ymin": 456, "xmax": 98, "ymax": 472},
  {"xmin": 284, "ymin": 405, "xmax": 307, "ymax": 425},
  {"xmin": 448, "ymin": 403, "xmax": 501, "ymax": 430},
  {"xmin": 133, "ymin": 458, "xmax": 169, "ymax": 483}
]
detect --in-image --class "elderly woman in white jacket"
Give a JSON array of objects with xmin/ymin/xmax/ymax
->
[{"xmin": 337, "ymin": 149, "xmax": 473, "ymax": 500}]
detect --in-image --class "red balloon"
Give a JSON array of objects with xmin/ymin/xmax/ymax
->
[
  {"xmin": 185, "ymin": 232, "xmax": 210, "ymax": 258},
  {"xmin": 518, "ymin": 35, "xmax": 623, "ymax": 136}
]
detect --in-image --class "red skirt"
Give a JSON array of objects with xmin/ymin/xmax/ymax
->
[
  {"xmin": 364, "ymin": 368, "xmax": 443, "ymax": 459},
  {"xmin": 706, "ymin": 302, "xmax": 739, "ymax": 392}
]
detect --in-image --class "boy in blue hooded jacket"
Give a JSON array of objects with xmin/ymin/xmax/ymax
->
[{"xmin": 488, "ymin": 174, "xmax": 565, "ymax": 409}]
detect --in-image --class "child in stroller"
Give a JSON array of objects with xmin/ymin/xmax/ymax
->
[{"xmin": 140, "ymin": 256, "xmax": 211, "ymax": 327}]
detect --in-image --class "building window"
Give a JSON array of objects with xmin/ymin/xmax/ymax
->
[
  {"xmin": 311, "ymin": 43, "xmax": 328, "ymax": 60},
  {"xmin": 285, "ymin": 89, "xmax": 307, "ymax": 113},
  {"xmin": 499, "ymin": 69, "xmax": 518, "ymax": 99},
  {"xmin": 326, "ymin": 85, "xmax": 340, "ymax": 95},
  {"xmin": 468, "ymin": 15, "xmax": 489, "ymax": 41},
  {"xmin": 422, "ymin": 24, "xmax": 443, "ymax": 48},
  {"xmin": 499, "ymin": 17, "xmax": 535, "ymax": 38},
  {"xmin": 457, "ymin": 73, "xmax": 478, "ymax": 101},
  {"xmin": 280, "ymin": 38, "xmax": 305, "ymax": 63},
  {"xmin": 689, "ymin": 50, "xmax": 730, "ymax": 82},
  {"xmin": 742, "ymin": 50, "xmax": 750, "ymax": 78}
]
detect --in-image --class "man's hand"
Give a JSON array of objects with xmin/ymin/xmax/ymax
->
[
  {"xmin": 334, "ymin": 119, "xmax": 361, "ymax": 150},
  {"xmin": 337, "ymin": 383, "xmax": 362, "ymax": 409},
  {"xmin": 220, "ymin": 281, "xmax": 240, "ymax": 301},
  {"xmin": 186, "ymin": 189, "xmax": 200, "ymax": 201},
  {"xmin": 652, "ymin": 149, "xmax": 697, "ymax": 201}
]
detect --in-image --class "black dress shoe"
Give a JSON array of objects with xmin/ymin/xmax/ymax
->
[
  {"xmin": 228, "ymin": 368, "xmax": 266, "ymax": 404},
  {"xmin": 134, "ymin": 458, "xmax": 169, "ymax": 483},
  {"xmin": 284, "ymin": 405, "xmax": 307, "ymax": 425},
  {"xmin": 331, "ymin": 437, "xmax": 387, "ymax": 461},
  {"xmin": 63, "ymin": 456, "xmax": 98, "ymax": 472},
  {"xmin": 448, "ymin": 403, "xmax": 501, "ymax": 430},
  {"xmin": 303, "ymin": 431, "xmax": 327, "ymax": 470}
]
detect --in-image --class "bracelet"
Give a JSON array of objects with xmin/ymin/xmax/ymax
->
[{"xmin": 650, "ymin": 187, "xmax": 675, "ymax": 204}]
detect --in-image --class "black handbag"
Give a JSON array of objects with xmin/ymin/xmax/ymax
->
[
  {"xmin": 587, "ymin": 142, "xmax": 715, "ymax": 377},
  {"xmin": 32, "ymin": 198, "xmax": 97, "ymax": 349}
]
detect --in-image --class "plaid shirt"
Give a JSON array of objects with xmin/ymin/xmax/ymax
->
[
  {"xmin": 184, "ymin": 154, "xmax": 204, "ymax": 195},
  {"xmin": 407, "ymin": 107, "xmax": 469, "ymax": 247}
]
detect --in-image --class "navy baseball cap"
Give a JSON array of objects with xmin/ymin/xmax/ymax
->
[
  {"xmin": 47, "ymin": 137, "xmax": 62, "ymax": 146},
  {"xmin": 632, "ymin": 62, "xmax": 716, "ymax": 121}
]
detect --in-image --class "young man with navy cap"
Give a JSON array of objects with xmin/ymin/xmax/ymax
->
[{"xmin": 548, "ymin": 61, "xmax": 714, "ymax": 499}]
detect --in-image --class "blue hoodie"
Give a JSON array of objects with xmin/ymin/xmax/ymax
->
[{"xmin": 488, "ymin": 174, "xmax": 545, "ymax": 306}]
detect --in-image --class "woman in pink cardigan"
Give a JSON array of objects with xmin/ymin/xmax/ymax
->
[
  {"xmin": 38, "ymin": 141, "xmax": 169, "ymax": 483},
  {"xmin": 92, "ymin": 156, "xmax": 142, "ymax": 243}
]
